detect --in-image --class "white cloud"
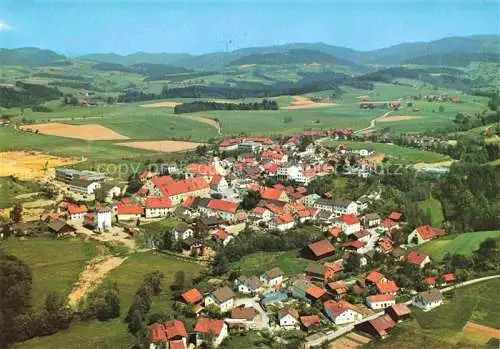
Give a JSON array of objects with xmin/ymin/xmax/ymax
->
[{"xmin": 0, "ymin": 21, "xmax": 13, "ymax": 32}]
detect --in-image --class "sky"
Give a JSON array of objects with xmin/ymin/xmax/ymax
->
[{"xmin": 0, "ymin": 0, "xmax": 498, "ymax": 56}]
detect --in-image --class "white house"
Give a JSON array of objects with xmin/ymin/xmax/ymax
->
[
  {"xmin": 67, "ymin": 204, "xmax": 88, "ymax": 220},
  {"xmin": 333, "ymin": 214, "xmax": 361, "ymax": 235},
  {"xmin": 251, "ymin": 207, "xmax": 272, "ymax": 222},
  {"xmin": 366, "ymin": 294, "xmax": 396, "ymax": 310},
  {"xmin": 299, "ymin": 194, "xmax": 321, "ymax": 207},
  {"xmin": 260, "ymin": 267, "xmax": 284, "ymax": 287},
  {"xmin": 278, "ymin": 308, "xmax": 300, "ymax": 329},
  {"xmin": 270, "ymin": 214, "xmax": 295, "ymax": 231},
  {"xmin": 332, "ymin": 199, "xmax": 358, "ymax": 216},
  {"xmin": 194, "ymin": 317, "xmax": 228, "ymax": 348},
  {"xmin": 207, "ymin": 199, "xmax": 239, "ymax": 222},
  {"xmin": 204, "ymin": 286, "xmax": 234, "ymax": 312},
  {"xmin": 412, "ymin": 289, "xmax": 443, "ymax": 311},
  {"xmin": 115, "ymin": 204, "xmax": 144, "ymax": 221},
  {"xmin": 171, "ymin": 223, "xmax": 194, "ymax": 241},
  {"xmin": 406, "ymin": 251, "xmax": 431, "ymax": 269},
  {"xmin": 234, "ymin": 275, "xmax": 262, "ymax": 294},
  {"xmin": 96, "ymin": 206, "xmax": 112, "ymax": 230},
  {"xmin": 145, "ymin": 197, "xmax": 173, "ymax": 218},
  {"xmin": 407, "ymin": 225, "xmax": 445, "ymax": 245},
  {"xmin": 210, "ymin": 175, "xmax": 229, "ymax": 192},
  {"xmin": 324, "ymin": 300, "xmax": 363, "ymax": 325}
]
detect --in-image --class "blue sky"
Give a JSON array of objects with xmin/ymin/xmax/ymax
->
[{"xmin": 0, "ymin": 0, "xmax": 498, "ymax": 55}]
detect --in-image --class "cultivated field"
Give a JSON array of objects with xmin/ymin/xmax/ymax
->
[
  {"xmin": 139, "ymin": 101, "xmax": 181, "ymax": 108},
  {"xmin": 417, "ymin": 230, "xmax": 500, "ymax": 260},
  {"xmin": 115, "ymin": 140, "xmax": 203, "ymax": 153},
  {"xmin": 377, "ymin": 115, "xmax": 423, "ymax": 123},
  {"xmin": 283, "ymin": 95, "xmax": 337, "ymax": 110},
  {"xmin": 0, "ymin": 151, "xmax": 80, "ymax": 180},
  {"xmin": 20, "ymin": 123, "xmax": 129, "ymax": 141}
]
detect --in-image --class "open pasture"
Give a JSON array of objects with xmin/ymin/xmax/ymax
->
[
  {"xmin": 20, "ymin": 122, "xmax": 129, "ymax": 141},
  {"xmin": 115, "ymin": 140, "xmax": 202, "ymax": 153}
]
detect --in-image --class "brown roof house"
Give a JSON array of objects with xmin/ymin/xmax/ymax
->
[
  {"xmin": 260, "ymin": 267, "xmax": 284, "ymax": 288},
  {"xmin": 278, "ymin": 308, "xmax": 300, "ymax": 329},
  {"xmin": 204, "ymin": 286, "xmax": 234, "ymax": 313},
  {"xmin": 48, "ymin": 219, "xmax": 77, "ymax": 237},
  {"xmin": 234, "ymin": 275, "xmax": 262, "ymax": 294},
  {"xmin": 385, "ymin": 303, "xmax": 411, "ymax": 323},
  {"xmin": 301, "ymin": 239, "xmax": 336, "ymax": 260},
  {"xmin": 355, "ymin": 314, "xmax": 396, "ymax": 339},
  {"xmin": 228, "ymin": 306, "xmax": 260, "ymax": 329},
  {"xmin": 412, "ymin": 289, "xmax": 443, "ymax": 311}
]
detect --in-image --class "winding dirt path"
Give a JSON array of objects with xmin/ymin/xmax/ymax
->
[
  {"xmin": 176, "ymin": 114, "xmax": 221, "ymax": 135},
  {"xmin": 67, "ymin": 256, "xmax": 126, "ymax": 308}
]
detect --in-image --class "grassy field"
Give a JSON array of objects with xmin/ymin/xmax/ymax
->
[
  {"xmin": 1, "ymin": 237, "xmax": 99, "ymax": 308},
  {"xmin": 0, "ymin": 177, "xmax": 42, "ymax": 208},
  {"xmin": 17, "ymin": 252, "xmax": 204, "ymax": 349},
  {"xmin": 230, "ymin": 250, "xmax": 310, "ymax": 276},
  {"xmin": 418, "ymin": 197, "xmax": 445, "ymax": 227},
  {"xmin": 417, "ymin": 230, "xmax": 500, "ymax": 260},
  {"xmin": 325, "ymin": 140, "xmax": 450, "ymax": 164},
  {"xmin": 369, "ymin": 278, "xmax": 500, "ymax": 349}
]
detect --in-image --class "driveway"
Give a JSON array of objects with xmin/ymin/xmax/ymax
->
[{"xmin": 234, "ymin": 296, "xmax": 270, "ymax": 329}]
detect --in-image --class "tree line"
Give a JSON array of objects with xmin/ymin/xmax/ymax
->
[
  {"xmin": 173, "ymin": 99, "xmax": 278, "ymax": 114},
  {"xmin": 0, "ymin": 82, "xmax": 61, "ymax": 108}
]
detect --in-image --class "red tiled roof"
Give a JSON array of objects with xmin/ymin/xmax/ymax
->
[
  {"xmin": 354, "ymin": 230, "xmax": 371, "ymax": 239},
  {"xmin": 150, "ymin": 323, "xmax": 167, "ymax": 342},
  {"xmin": 215, "ymin": 229, "xmax": 230, "ymax": 240},
  {"xmin": 308, "ymin": 239, "xmax": 335, "ymax": 257},
  {"xmin": 160, "ymin": 178, "xmax": 209, "ymax": 197},
  {"xmin": 388, "ymin": 212, "xmax": 402, "ymax": 221},
  {"xmin": 220, "ymin": 138, "xmax": 243, "ymax": 147},
  {"xmin": 152, "ymin": 175, "xmax": 175, "ymax": 188},
  {"xmin": 300, "ymin": 315, "xmax": 321, "ymax": 328},
  {"xmin": 194, "ymin": 317, "xmax": 225, "ymax": 335},
  {"xmin": 339, "ymin": 214, "xmax": 360, "ymax": 225},
  {"xmin": 381, "ymin": 219, "xmax": 396, "ymax": 228},
  {"xmin": 324, "ymin": 300, "xmax": 359, "ymax": 316},
  {"xmin": 183, "ymin": 196, "xmax": 196, "ymax": 209},
  {"xmin": 253, "ymin": 207, "xmax": 267, "ymax": 215},
  {"xmin": 442, "ymin": 273, "xmax": 457, "ymax": 283},
  {"xmin": 260, "ymin": 187, "xmax": 285, "ymax": 201},
  {"xmin": 389, "ymin": 303, "xmax": 411, "ymax": 317},
  {"xmin": 344, "ymin": 240, "xmax": 366, "ymax": 249},
  {"xmin": 265, "ymin": 203, "xmax": 283, "ymax": 214},
  {"xmin": 406, "ymin": 251, "xmax": 429, "ymax": 266},
  {"xmin": 146, "ymin": 197, "xmax": 173, "ymax": 209},
  {"xmin": 327, "ymin": 281, "xmax": 347, "ymax": 294},
  {"xmin": 376, "ymin": 280, "xmax": 400, "ymax": 294},
  {"xmin": 181, "ymin": 288, "xmax": 204, "ymax": 305},
  {"xmin": 169, "ymin": 340, "xmax": 185, "ymax": 349},
  {"xmin": 415, "ymin": 225, "xmax": 446, "ymax": 240},
  {"xmin": 246, "ymin": 136, "xmax": 273, "ymax": 145},
  {"xmin": 210, "ymin": 175, "xmax": 223, "ymax": 186},
  {"xmin": 262, "ymin": 150, "xmax": 283, "ymax": 159},
  {"xmin": 369, "ymin": 315, "xmax": 396, "ymax": 337},
  {"xmin": 263, "ymin": 163, "xmax": 278, "ymax": 173},
  {"xmin": 208, "ymin": 199, "xmax": 239, "ymax": 213},
  {"xmin": 378, "ymin": 238, "xmax": 393, "ymax": 252},
  {"xmin": 367, "ymin": 294, "xmax": 395, "ymax": 303},
  {"xmin": 116, "ymin": 203, "xmax": 144, "ymax": 215},
  {"xmin": 306, "ymin": 286, "xmax": 326, "ymax": 299},
  {"xmin": 425, "ymin": 277, "xmax": 436, "ymax": 285},
  {"xmin": 366, "ymin": 271, "xmax": 385, "ymax": 284},
  {"xmin": 275, "ymin": 214, "xmax": 294, "ymax": 225},
  {"xmin": 67, "ymin": 204, "xmax": 88, "ymax": 215},
  {"xmin": 165, "ymin": 320, "xmax": 188, "ymax": 339},
  {"xmin": 297, "ymin": 208, "xmax": 318, "ymax": 218}
]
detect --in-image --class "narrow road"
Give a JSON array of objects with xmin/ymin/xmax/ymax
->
[{"xmin": 354, "ymin": 111, "xmax": 392, "ymax": 134}]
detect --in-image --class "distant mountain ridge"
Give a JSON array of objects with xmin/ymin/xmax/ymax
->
[
  {"xmin": 2, "ymin": 35, "xmax": 499, "ymax": 70},
  {"xmin": 227, "ymin": 49, "xmax": 354, "ymax": 66},
  {"xmin": 404, "ymin": 52, "xmax": 500, "ymax": 67}
]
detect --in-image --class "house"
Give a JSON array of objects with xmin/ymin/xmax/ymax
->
[
  {"xmin": 304, "ymin": 263, "xmax": 326, "ymax": 282},
  {"xmin": 329, "ymin": 226, "xmax": 342, "ymax": 239},
  {"xmin": 366, "ymin": 294, "xmax": 396, "ymax": 310},
  {"xmin": 299, "ymin": 193, "xmax": 321, "ymax": 207},
  {"xmin": 48, "ymin": 220, "xmax": 77, "ymax": 237},
  {"xmin": 207, "ymin": 199, "xmax": 239, "ymax": 222},
  {"xmin": 388, "ymin": 211, "xmax": 403, "ymax": 222},
  {"xmin": 327, "ymin": 281, "xmax": 348, "ymax": 300},
  {"xmin": 210, "ymin": 175, "xmax": 229, "ymax": 192},
  {"xmin": 332, "ymin": 199, "xmax": 358, "ymax": 216},
  {"xmin": 259, "ymin": 187, "xmax": 289, "ymax": 202},
  {"xmin": 84, "ymin": 207, "xmax": 113, "ymax": 232},
  {"xmin": 194, "ymin": 317, "xmax": 228, "ymax": 348},
  {"xmin": 229, "ymin": 306, "xmax": 260, "ymax": 330},
  {"xmin": 354, "ymin": 229, "xmax": 371, "ymax": 242},
  {"xmin": 213, "ymin": 229, "xmax": 233, "ymax": 246},
  {"xmin": 271, "ymin": 213, "xmax": 295, "ymax": 231},
  {"xmin": 385, "ymin": 303, "xmax": 411, "ymax": 323},
  {"xmin": 205, "ymin": 286, "xmax": 234, "ymax": 312},
  {"xmin": 234, "ymin": 275, "xmax": 262, "ymax": 294},
  {"xmin": 366, "ymin": 271, "xmax": 387, "ymax": 285},
  {"xmin": 251, "ymin": 207, "xmax": 272, "ymax": 222},
  {"xmin": 425, "ymin": 277, "xmax": 437, "ymax": 288},
  {"xmin": 344, "ymin": 240, "xmax": 366, "ymax": 254},
  {"xmin": 362, "ymin": 213, "xmax": 381, "ymax": 228},
  {"xmin": 278, "ymin": 308, "xmax": 300, "ymax": 329},
  {"xmin": 406, "ymin": 251, "xmax": 431, "ymax": 269},
  {"xmin": 412, "ymin": 289, "xmax": 443, "ymax": 311},
  {"xmin": 115, "ymin": 203, "xmax": 144, "ymax": 221},
  {"xmin": 407, "ymin": 225, "xmax": 446, "ymax": 245},
  {"xmin": 149, "ymin": 320, "xmax": 188, "ymax": 349},
  {"xmin": 145, "ymin": 197, "xmax": 173, "ymax": 218},
  {"xmin": 333, "ymin": 214, "xmax": 361, "ymax": 235},
  {"xmin": 375, "ymin": 280, "xmax": 400, "ymax": 295},
  {"xmin": 67, "ymin": 204, "xmax": 88, "ymax": 220},
  {"xmin": 441, "ymin": 273, "xmax": 457, "ymax": 285},
  {"xmin": 300, "ymin": 315, "xmax": 321, "ymax": 331},
  {"xmin": 355, "ymin": 315, "xmax": 396, "ymax": 339},
  {"xmin": 171, "ymin": 223, "xmax": 194, "ymax": 241},
  {"xmin": 302, "ymin": 239, "xmax": 336, "ymax": 260},
  {"xmin": 181, "ymin": 288, "xmax": 204, "ymax": 306},
  {"xmin": 150, "ymin": 177, "xmax": 210, "ymax": 205},
  {"xmin": 260, "ymin": 267, "xmax": 284, "ymax": 287},
  {"xmin": 324, "ymin": 300, "xmax": 363, "ymax": 325}
]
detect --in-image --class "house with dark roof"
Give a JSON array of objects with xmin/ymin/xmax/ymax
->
[
  {"xmin": 229, "ymin": 306, "xmax": 260, "ymax": 329},
  {"xmin": 260, "ymin": 267, "xmax": 284, "ymax": 287},
  {"xmin": 355, "ymin": 314, "xmax": 396, "ymax": 339},
  {"xmin": 301, "ymin": 239, "xmax": 336, "ymax": 260},
  {"xmin": 362, "ymin": 212, "xmax": 381, "ymax": 228},
  {"xmin": 234, "ymin": 275, "xmax": 262, "ymax": 294},
  {"xmin": 412, "ymin": 289, "xmax": 443, "ymax": 311},
  {"xmin": 205, "ymin": 286, "xmax": 234, "ymax": 312},
  {"xmin": 385, "ymin": 303, "xmax": 411, "ymax": 323},
  {"xmin": 48, "ymin": 219, "xmax": 76, "ymax": 237}
]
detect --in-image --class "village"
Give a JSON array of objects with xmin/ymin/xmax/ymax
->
[{"xmin": 2, "ymin": 130, "xmax": 471, "ymax": 349}]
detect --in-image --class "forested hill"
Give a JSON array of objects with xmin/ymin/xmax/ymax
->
[
  {"xmin": 0, "ymin": 47, "xmax": 67, "ymax": 67},
  {"xmin": 404, "ymin": 53, "xmax": 500, "ymax": 67},
  {"xmin": 228, "ymin": 49, "xmax": 354, "ymax": 66}
]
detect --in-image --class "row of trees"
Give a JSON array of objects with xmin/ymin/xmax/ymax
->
[{"xmin": 173, "ymin": 99, "xmax": 278, "ymax": 114}]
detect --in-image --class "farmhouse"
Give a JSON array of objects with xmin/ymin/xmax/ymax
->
[
  {"xmin": 149, "ymin": 176, "xmax": 210, "ymax": 205},
  {"xmin": 205, "ymin": 286, "xmax": 234, "ymax": 312},
  {"xmin": 323, "ymin": 300, "xmax": 363, "ymax": 325},
  {"xmin": 194, "ymin": 317, "xmax": 228, "ymax": 348},
  {"xmin": 149, "ymin": 320, "xmax": 188, "ymax": 349},
  {"xmin": 207, "ymin": 199, "xmax": 239, "ymax": 222},
  {"xmin": 327, "ymin": 281, "xmax": 348, "ymax": 300},
  {"xmin": 355, "ymin": 315, "xmax": 396, "ymax": 339},
  {"xmin": 385, "ymin": 303, "xmax": 411, "ymax": 323},
  {"xmin": 302, "ymin": 239, "xmax": 336, "ymax": 260},
  {"xmin": 47, "ymin": 220, "xmax": 76, "ymax": 237},
  {"xmin": 67, "ymin": 204, "xmax": 88, "ymax": 220},
  {"xmin": 407, "ymin": 225, "xmax": 446, "ymax": 245},
  {"xmin": 412, "ymin": 289, "xmax": 443, "ymax": 311},
  {"xmin": 278, "ymin": 308, "xmax": 300, "ymax": 329},
  {"xmin": 333, "ymin": 214, "xmax": 361, "ymax": 235},
  {"xmin": 229, "ymin": 306, "xmax": 260, "ymax": 329},
  {"xmin": 271, "ymin": 213, "xmax": 295, "ymax": 231},
  {"xmin": 234, "ymin": 275, "xmax": 262, "ymax": 294},
  {"xmin": 300, "ymin": 315, "xmax": 321, "ymax": 331},
  {"xmin": 115, "ymin": 203, "xmax": 144, "ymax": 221},
  {"xmin": 171, "ymin": 223, "xmax": 194, "ymax": 241},
  {"xmin": 406, "ymin": 251, "xmax": 431, "ymax": 269},
  {"xmin": 366, "ymin": 294, "xmax": 396, "ymax": 310},
  {"xmin": 145, "ymin": 197, "xmax": 173, "ymax": 218}
]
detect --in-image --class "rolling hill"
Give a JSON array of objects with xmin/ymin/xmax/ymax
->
[
  {"xmin": 0, "ymin": 47, "xmax": 68, "ymax": 67},
  {"xmin": 227, "ymin": 49, "xmax": 354, "ymax": 66},
  {"xmin": 404, "ymin": 52, "xmax": 500, "ymax": 67}
]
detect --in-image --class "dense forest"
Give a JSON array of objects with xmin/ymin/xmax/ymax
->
[
  {"xmin": 228, "ymin": 49, "xmax": 353, "ymax": 66},
  {"xmin": 173, "ymin": 99, "xmax": 279, "ymax": 114},
  {"xmin": 0, "ymin": 82, "xmax": 62, "ymax": 108},
  {"xmin": 92, "ymin": 62, "xmax": 190, "ymax": 80}
]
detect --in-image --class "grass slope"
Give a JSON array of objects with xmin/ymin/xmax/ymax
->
[
  {"xmin": 0, "ymin": 177, "xmax": 41, "ymax": 209},
  {"xmin": 17, "ymin": 252, "xmax": 202, "ymax": 349},
  {"xmin": 230, "ymin": 250, "xmax": 310, "ymax": 276},
  {"xmin": 417, "ymin": 230, "xmax": 500, "ymax": 260},
  {"xmin": 1, "ymin": 237, "xmax": 98, "ymax": 308},
  {"xmin": 418, "ymin": 197, "xmax": 445, "ymax": 227}
]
